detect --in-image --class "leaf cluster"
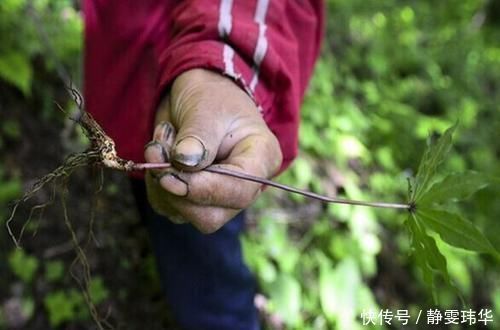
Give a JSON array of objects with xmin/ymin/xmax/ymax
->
[
  {"xmin": 245, "ymin": 0, "xmax": 500, "ymax": 326},
  {"xmin": 407, "ymin": 124, "xmax": 498, "ymax": 302}
]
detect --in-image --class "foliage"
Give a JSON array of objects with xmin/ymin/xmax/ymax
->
[
  {"xmin": 43, "ymin": 277, "xmax": 109, "ymax": 327},
  {"xmin": 405, "ymin": 124, "xmax": 497, "ymax": 303},
  {"xmin": 244, "ymin": 0, "xmax": 500, "ymax": 328},
  {"xmin": 0, "ymin": 1, "xmax": 102, "ymax": 329},
  {"xmin": 44, "ymin": 260, "xmax": 65, "ymax": 283},
  {"xmin": 44, "ymin": 289, "xmax": 86, "ymax": 327},
  {"xmin": 0, "ymin": 0, "xmax": 82, "ymax": 95},
  {"xmin": 8, "ymin": 249, "xmax": 39, "ymax": 284},
  {"xmin": 0, "ymin": 0, "xmax": 499, "ymax": 329}
]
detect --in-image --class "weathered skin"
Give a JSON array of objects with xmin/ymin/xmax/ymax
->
[{"xmin": 144, "ymin": 69, "xmax": 283, "ymax": 233}]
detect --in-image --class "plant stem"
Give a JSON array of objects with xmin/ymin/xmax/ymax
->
[
  {"xmin": 131, "ymin": 162, "xmax": 173, "ymax": 170},
  {"xmin": 131, "ymin": 163, "xmax": 411, "ymax": 210}
]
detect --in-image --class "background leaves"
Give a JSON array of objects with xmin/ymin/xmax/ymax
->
[
  {"xmin": 0, "ymin": 51, "xmax": 32, "ymax": 96},
  {"xmin": 1, "ymin": 0, "xmax": 499, "ymax": 329}
]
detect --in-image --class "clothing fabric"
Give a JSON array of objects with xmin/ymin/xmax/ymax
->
[
  {"xmin": 131, "ymin": 179, "xmax": 259, "ymax": 330},
  {"xmin": 83, "ymin": 1, "xmax": 323, "ymax": 328},
  {"xmin": 83, "ymin": 0, "xmax": 323, "ymax": 173}
]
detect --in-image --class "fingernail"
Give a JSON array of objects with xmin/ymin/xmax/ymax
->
[
  {"xmin": 154, "ymin": 121, "xmax": 175, "ymax": 143},
  {"xmin": 144, "ymin": 141, "xmax": 166, "ymax": 162},
  {"xmin": 174, "ymin": 136, "xmax": 206, "ymax": 167},
  {"xmin": 159, "ymin": 173, "xmax": 189, "ymax": 197}
]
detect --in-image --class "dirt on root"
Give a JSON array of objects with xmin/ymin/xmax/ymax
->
[{"xmin": 0, "ymin": 84, "xmax": 180, "ymax": 330}]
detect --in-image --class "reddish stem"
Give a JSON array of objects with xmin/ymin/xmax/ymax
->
[
  {"xmin": 131, "ymin": 163, "xmax": 173, "ymax": 170},
  {"xmin": 131, "ymin": 162, "xmax": 410, "ymax": 210}
]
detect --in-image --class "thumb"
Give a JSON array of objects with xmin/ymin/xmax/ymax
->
[
  {"xmin": 168, "ymin": 68, "xmax": 252, "ymax": 171},
  {"xmin": 171, "ymin": 113, "xmax": 227, "ymax": 171}
]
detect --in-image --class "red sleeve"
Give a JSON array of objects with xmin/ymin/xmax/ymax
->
[{"xmin": 84, "ymin": 0, "xmax": 323, "ymax": 173}]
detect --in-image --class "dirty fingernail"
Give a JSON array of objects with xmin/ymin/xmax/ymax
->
[
  {"xmin": 144, "ymin": 141, "xmax": 166, "ymax": 163},
  {"xmin": 174, "ymin": 136, "xmax": 205, "ymax": 167},
  {"xmin": 154, "ymin": 121, "xmax": 175, "ymax": 143}
]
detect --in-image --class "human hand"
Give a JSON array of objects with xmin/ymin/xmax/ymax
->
[{"xmin": 144, "ymin": 69, "xmax": 282, "ymax": 233}]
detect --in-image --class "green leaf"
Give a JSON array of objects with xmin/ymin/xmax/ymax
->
[
  {"xmin": 21, "ymin": 297, "xmax": 35, "ymax": 322},
  {"xmin": 0, "ymin": 179, "xmax": 22, "ymax": 204},
  {"xmin": 292, "ymin": 157, "xmax": 313, "ymax": 188},
  {"xmin": 256, "ymin": 257, "xmax": 277, "ymax": 283},
  {"xmin": 408, "ymin": 218, "xmax": 448, "ymax": 274},
  {"xmin": 44, "ymin": 291, "xmax": 77, "ymax": 327},
  {"xmin": 412, "ymin": 123, "xmax": 457, "ymax": 201},
  {"xmin": 418, "ymin": 171, "xmax": 489, "ymax": 205},
  {"xmin": 0, "ymin": 0, "xmax": 25, "ymax": 14},
  {"xmin": 277, "ymin": 248, "xmax": 300, "ymax": 274},
  {"xmin": 45, "ymin": 260, "xmax": 65, "ymax": 283},
  {"xmin": 0, "ymin": 51, "xmax": 32, "ymax": 95},
  {"xmin": 319, "ymin": 257, "xmax": 361, "ymax": 328},
  {"xmin": 417, "ymin": 208, "xmax": 497, "ymax": 255},
  {"xmin": 407, "ymin": 216, "xmax": 450, "ymax": 302},
  {"xmin": 268, "ymin": 274, "xmax": 301, "ymax": 326},
  {"xmin": 1, "ymin": 119, "xmax": 21, "ymax": 139},
  {"xmin": 319, "ymin": 261, "xmax": 338, "ymax": 319},
  {"xmin": 89, "ymin": 277, "xmax": 109, "ymax": 305},
  {"xmin": 8, "ymin": 249, "xmax": 39, "ymax": 284}
]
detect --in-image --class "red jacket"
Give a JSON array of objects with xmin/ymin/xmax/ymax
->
[{"xmin": 83, "ymin": 0, "xmax": 323, "ymax": 173}]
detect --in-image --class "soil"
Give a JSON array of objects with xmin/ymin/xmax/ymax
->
[{"xmin": 0, "ymin": 83, "xmax": 180, "ymax": 329}]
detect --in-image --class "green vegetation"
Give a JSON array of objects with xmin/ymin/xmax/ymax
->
[
  {"xmin": 0, "ymin": 0, "xmax": 81, "ymax": 96},
  {"xmin": 244, "ymin": 0, "xmax": 500, "ymax": 328},
  {"xmin": 1, "ymin": 0, "xmax": 499, "ymax": 329}
]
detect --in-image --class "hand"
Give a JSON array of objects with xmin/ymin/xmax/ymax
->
[{"xmin": 144, "ymin": 69, "xmax": 282, "ymax": 233}]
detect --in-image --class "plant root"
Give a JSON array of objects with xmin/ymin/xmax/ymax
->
[
  {"xmin": 4, "ymin": 84, "xmax": 412, "ymax": 330},
  {"xmin": 6, "ymin": 150, "xmax": 100, "ymax": 247},
  {"xmin": 60, "ymin": 186, "xmax": 113, "ymax": 330},
  {"xmin": 6, "ymin": 86, "xmax": 137, "ymax": 247}
]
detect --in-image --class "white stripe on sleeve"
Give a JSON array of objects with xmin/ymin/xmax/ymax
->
[
  {"xmin": 223, "ymin": 44, "xmax": 236, "ymax": 77},
  {"xmin": 218, "ymin": 0, "xmax": 234, "ymax": 38},
  {"xmin": 250, "ymin": 0, "xmax": 270, "ymax": 92}
]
